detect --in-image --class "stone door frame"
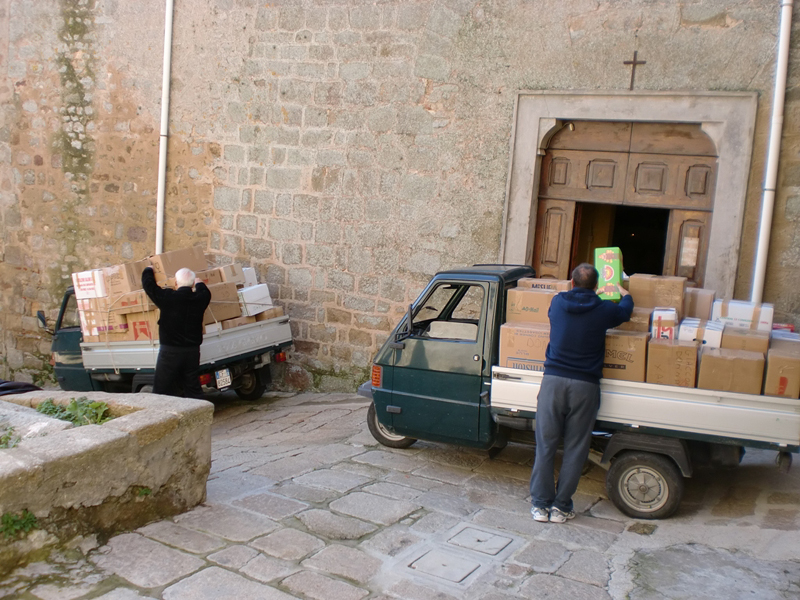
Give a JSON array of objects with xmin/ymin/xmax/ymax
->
[{"xmin": 501, "ymin": 91, "xmax": 758, "ymax": 297}]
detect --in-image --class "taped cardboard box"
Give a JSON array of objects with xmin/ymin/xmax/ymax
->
[
  {"xmin": 255, "ymin": 306, "xmax": 285, "ymax": 321},
  {"xmin": 77, "ymin": 298, "xmax": 128, "ymax": 333},
  {"xmin": 125, "ymin": 310, "xmax": 160, "ymax": 342},
  {"xmin": 498, "ymin": 323, "xmax": 550, "ymax": 371},
  {"xmin": 711, "ymin": 300, "xmax": 774, "ymax": 332},
  {"xmin": 697, "ymin": 347, "xmax": 764, "ymax": 395},
  {"xmin": 770, "ymin": 330, "xmax": 800, "ymax": 353},
  {"xmin": 203, "ymin": 282, "xmax": 242, "ymax": 325},
  {"xmin": 595, "ymin": 246, "xmax": 623, "ymax": 301},
  {"xmin": 651, "ymin": 308, "xmax": 679, "ymax": 340},
  {"xmin": 238, "ymin": 284, "xmax": 273, "ymax": 317},
  {"xmin": 646, "ymin": 339, "xmax": 698, "ymax": 388},
  {"xmin": 517, "ymin": 278, "xmax": 572, "ymax": 292},
  {"xmin": 219, "ymin": 263, "xmax": 246, "ymax": 286},
  {"xmin": 628, "ymin": 274, "xmax": 687, "ymax": 317},
  {"xmin": 72, "ymin": 269, "xmax": 107, "ymax": 299},
  {"xmin": 221, "ymin": 315, "xmax": 257, "ymax": 330},
  {"xmin": 243, "ymin": 267, "xmax": 258, "ymax": 288},
  {"xmin": 678, "ymin": 318, "xmax": 723, "ymax": 349},
  {"xmin": 684, "ymin": 288, "xmax": 715, "ymax": 320},
  {"xmin": 82, "ymin": 329, "xmax": 132, "ymax": 344},
  {"xmin": 764, "ymin": 349, "xmax": 800, "ymax": 399},
  {"xmin": 603, "ymin": 330, "xmax": 648, "ymax": 382},
  {"xmin": 103, "ymin": 259, "xmax": 151, "ymax": 296},
  {"xmin": 617, "ymin": 307, "xmax": 653, "ymax": 333},
  {"xmin": 196, "ymin": 268, "xmax": 223, "ymax": 286},
  {"xmin": 721, "ymin": 327, "xmax": 770, "ymax": 354},
  {"xmin": 506, "ymin": 288, "xmax": 557, "ymax": 324},
  {"xmin": 149, "ymin": 246, "xmax": 207, "ymax": 283}
]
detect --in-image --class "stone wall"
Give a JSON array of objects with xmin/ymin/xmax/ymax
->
[{"xmin": 2, "ymin": 0, "xmax": 800, "ymax": 390}]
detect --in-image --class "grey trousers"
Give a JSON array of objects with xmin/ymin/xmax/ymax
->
[{"xmin": 529, "ymin": 374, "xmax": 601, "ymax": 513}]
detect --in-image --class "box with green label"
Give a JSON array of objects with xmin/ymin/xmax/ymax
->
[{"xmin": 594, "ymin": 246, "xmax": 623, "ymax": 301}]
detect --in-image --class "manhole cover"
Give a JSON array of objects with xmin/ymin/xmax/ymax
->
[
  {"xmin": 409, "ymin": 549, "xmax": 481, "ymax": 583},
  {"xmin": 447, "ymin": 527, "xmax": 512, "ymax": 556}
]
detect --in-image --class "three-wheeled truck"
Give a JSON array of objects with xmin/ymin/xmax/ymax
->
[
  {"xmin": 40, "ymin": 286, "xmax": 293, "ymax": 399},
  {"xmin": 359, "ymin": 265, "xmax": 800, "ymax": 519}
]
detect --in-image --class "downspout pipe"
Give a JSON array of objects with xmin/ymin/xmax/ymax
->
[
  {"xmin": 155, "ymin": 0, "xmax": 175, "ymax": 255},
  {"xmin": 751, "ymin": 0, "xmax": 793, "ymax": 304}
]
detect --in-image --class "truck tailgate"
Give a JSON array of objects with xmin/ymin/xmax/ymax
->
[
  {"xmin": 491, "ymin": 366, "xmax": 800, "ymax": 447},
  {"xmin": 80, "ymin": 317, "xmax": 292, "ymax": 370}
]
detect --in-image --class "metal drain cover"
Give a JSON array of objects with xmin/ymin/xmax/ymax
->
[
  {"xmin": 447, "ymin": 527, "xmax": 512, "ymax": 556},
  {"xmin": 409, "ymin": 549, "xmax": 481, "ymax": 583}
]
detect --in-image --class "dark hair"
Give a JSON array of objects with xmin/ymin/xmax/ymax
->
[{"xmin": 572, "ymin": 263, "xmax": 598, "ymax": 289}]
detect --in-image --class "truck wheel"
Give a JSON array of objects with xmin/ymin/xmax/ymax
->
[
  {"xmin": 367, "ymin": 402, "xmax": 416, "ymax": 449},
  {"xmin": 137, "ymin": 384, "xmax": 154, "ymax": 394},
  {"xmin": 606, "ymin": 451, "xmax": 684, "ymax": 520},
  {"xmin": 235, "ymin": 370, "xmax": 266, "ymax": 401}
]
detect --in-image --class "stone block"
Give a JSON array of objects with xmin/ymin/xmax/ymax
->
[
  {"xmin": 269, "ymin": 219, "xmax": 299, "ymax": 241},
  {"xmin": 330, "ymin": 492, "xmax": 420, "ymax": 526},
  {"xmin": 213, "ymin": 187, "xmax": 240, "ymax": 211},
  {"xmin": 296, "ymin": 509, "xmax": 378, "ymax": 540},
  {"xmin": 161, "ymin": 566, "xmax": 296, "ymax": 600},
  {"xmin": 244, "ymin": 238, "xmax": 273, "ymax": 259},
  {"xmin": 284, "ymin": 571, "xmax": 369, "ymax": 600},
  {"xmin": 306, "ymin": 245, "xmax": 336, "ymax": 267},
  {"xmin": 267, "ymin": 168, "xmax": 302, "ymax": 190},
  {"xmin": 250, "ymin": 528, "xmax": 324, "ymax": 561},
  {"xmin": 301, "ymin": 544, "xmax": 382, "ymax": 583},
  {"xmin": 174, "ymin": 505, "xmax": 278, "ymax": 542},
  {"xmin": 236, "ymin": 214, "xmax": 258, "ymax": 236}
]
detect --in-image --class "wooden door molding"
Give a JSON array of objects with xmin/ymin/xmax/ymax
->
[
  {"xmin": 532, "ymin": 199, "xmax": 575, "ymax": 280},
  {"xmin": 663, "ymin": 210, "xmax": 712, "ymax": 286}
]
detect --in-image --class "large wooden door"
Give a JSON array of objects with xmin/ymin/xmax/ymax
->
[
  {"xmin": 663, "ymin": 210, "xmax": 712, "ymax": 287},
  {"xmin": 532, "ymin": 199, "xmax": 575, "ymax": 280}
]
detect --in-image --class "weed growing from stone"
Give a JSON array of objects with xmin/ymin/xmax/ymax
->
[
  {"xmin": 1, "ymin": 510, "xmax": 37, "ymax": 540},
  {"xmin": 0, "ymin": 424, "xmax": 20, "ymax": 449},
  {"xmin": 37, "ymin": 397, "xmax": 112, "ymax": 426},
  {"xmin": 136, "ymin": 487, "xmax": 152, "ymax": 497}
]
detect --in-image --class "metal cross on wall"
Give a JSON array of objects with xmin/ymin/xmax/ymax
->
[{"xmin": 624, "ymin": 51, "xmax": 646, "ymax": 90}]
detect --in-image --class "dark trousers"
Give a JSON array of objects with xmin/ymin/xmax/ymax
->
[
  {"xmin": 153, "ymin": 345, "xmax": 204, "ymax": 399},
  {"xmin": 530, "ymin": 374, "xmax": 601, "ymax": 513}
]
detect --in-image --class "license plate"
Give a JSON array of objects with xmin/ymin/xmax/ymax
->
[{"xmin": 215, "ymin": 368, "xmax": 232, "ymax": 389}]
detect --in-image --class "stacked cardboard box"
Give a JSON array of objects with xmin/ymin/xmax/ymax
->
[
  {"xmin": 603, "ymin": 330, "xmax": 648, "ymax": 382},
  {"xmin": 678, "ymin": 318, "xmax": 723, "ymax": 349},
  {"xmin": 646, "ymin": 339, "xmax": 698, "ymax": 388},
  {"xmin": 651, "ymin": 308, "xmax": 679, "ymax": 340},
  {"xmin": 711, "ymin": 300, "xmax": 774, "ymax": 332},
  {"xmin": 684, "ymin": 288, "xmax": 715, "ymax": 320},
  {"xmin": 498, "ymin": 323, "xmax": 550, "ymax": 371},
  {"xmin": 629, "ymin": 274, "xmax": 687, "ymax": 318},
  {"xmin": 697, "ymin": 347, "xmax": 765, "ymax": 395},
  {"xmin": 516, "ymin": 278, "xmax": 572, "ymax": 292},
  {"xmin": 506, "ymin": 288, "xmax": 556, "ymax": 324},
  {"xmin": 616, "ymin": 307, "xmax": 653, "ymax": 333}
]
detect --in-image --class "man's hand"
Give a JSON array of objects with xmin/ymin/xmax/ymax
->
[
  {"xmin": 195, "ymin": 277, "xmax": 202, "ymax": 285},
  {"xmin": 617, "ymin": 284, "xmax": 630, "ymax": 297}
]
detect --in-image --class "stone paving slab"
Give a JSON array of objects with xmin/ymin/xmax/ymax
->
[
  {"xmin": 301, "ymin": 544, "xmax": 382, "ymax": 583},
  {"xmin": 161, "ymin": 566, "xmax": 294, "ymax": 600},
  {"xmin": 296, "ymin": 508, "xmax": 379, "ymax": 540},
  {"xmin": 173, "ymin": 504, "xmax": 278, "ymax": 542},
  {"xmin": 329, "ymin": 491, "xmax": 421, "ymax": 525},
  {"xmin": 293, "ymin": 467, "xmax": 372, "ymax": 492},
  {"xmin": 250, "ymin": 528, "xmax": 325, "ymax": 561},
  {"xmin": 136, "ymin": 522, "xmax": 225, "ymax": 555},
  {"xmin": 232, "ymin": 491, "xmax": 309, "ymax": 519},
  {"xmin": 282, "ymin": 570, "xmax": 369, "ymax": 600}
]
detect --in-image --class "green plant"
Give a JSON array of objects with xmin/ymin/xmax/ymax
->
[
  {"xmin": 136, "ymin": 487, "xmax": 152, "ymax": 497},
  {"xmin": 37, "ymin": 397, "xmax": 112, "ymax": 426},
  {"xmin": 1, "ymin": 510, "xmax": 37, "ymax": 540},
  {"xmin": 0, "ymin": 425, "xmax": 20, "ymax": 449}
]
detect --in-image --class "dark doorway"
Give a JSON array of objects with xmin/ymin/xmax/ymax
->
[{"xmin": 571, "ymin": 203, "xmax": 670, "ymax": 276}]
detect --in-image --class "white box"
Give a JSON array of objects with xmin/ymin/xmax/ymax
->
[
  {"xmin": 651, "ymin": 308, "xmax": 679, "ymax": 340},
  {"xmin": 204, "ymin": 322, "xmax": 222, "ymax": 334},
  {"xmin": 71, "ymin": 269, "xmax": 107, "ymax": 299},
  {"xmin": 238, "ymin": 284, "xmax": 273, "ymax": 317},
  {"xmin": 242, "ymin": 267, "xmax": 258, "ymax": 288},
  {"xmin": 678, "ymin": 318, "xmax": 724, "ymax": 349},
  {"xmin": 711, "ymin": 300, "xmax": 774, "ymax": 332}
]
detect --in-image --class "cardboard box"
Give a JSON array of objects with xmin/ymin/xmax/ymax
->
[
  {"xmin": 770, "ymin": 330, "xmax": 800, "ymax": 353},
  {"xmin": 678, "ymin": 318, "xmax": 724, "ymax": 349},
  {"xmin": 697, "ymin": 347, "xmax": 765, "ymax": 395},
  {"xmin": 255, "ymin": 306, "xmax": 285, "ymax": 321},
  {"xmin": 505, "ymin": 288, "xmax": 557, "ymax": 324},
  {"xmin": 77, "ymin": 298, "xmax": 128, "ymax": 334},
  {"xmin": 603, "ymin": 330, "xmax": 648, "ymax": 382},
  {"xmin": 684, "ymin": 288, "xmax": 715, "ymax": 320},
  {"xmin": 72, "ymin": 269, "xmax": 107, "ymax": 299},
  {"xmin": 204, "ymin": 282, "xmax": 242, "ymax": 325},
  {"xmin": 243, "ymin": 267, "xmax": 258, "ymax": 288},
  {"xmin": 196, "ymin": 268, "xmax": 223, "ymax": 286},
  {"xmin": 221, "ymin": 315, "xmax": 257, "ymax": 330},
  {"xmin": 103, "ymin": 259, "xmax": 151, "ymax": 296},
  {"xmin": 82, "ymin": 329, "xmax": 132, "ymax": 344},
  {"xmin": 764, "ymin": 349, "xmax": 800, "ymax": 399},
  {"xmin": 105, "ymin": 290, "xmax": 154, "ymax": 316},
  {"xmin": 517, "ymin": 278, "xmax": 572, "ymax": 292},
  {"xmin": 204, "ymin": 322, "xmax": 222, "ymax": 335},
  {"xmin": 498, "ymin": 323, "xmax": 550, "ymax": 371},
  {"xmin": 711, "ymin": 300, "xmax": 774, "ymax": 332},
  {"xmin": 125, "ymin": 310, "xmax": 160, "ymax": 341},
  {"xmin": 594, "ymin": 247, "xmax": 623, "ymax": 301},
  {"xmin": 628, "ymin": 274, "xmax": 687, "ymax": 317},
  {"xmin": 149, "ymin": 246, "xmax": 207, "ymax": 283},
  {"xmin": 219, "ymin": 263, "xmax": 246, "ymax": 285},
  {"xmin": 651, "ymin": 308, "xmax": 679, "ymax": 340},
  {"xmin": 646, "ymin": 339, "xmax": 698, "ymax": 388},
  {"xmin": 617, "ymin": 307, "xmax": 653, "ymax": 333},
  {"xmin": 721, "ymin": 327, "xmax": 770, "ymax": 354},
  {"xmin": 238, "ymin": 284, "xmax": 274, "ymax": 317}
]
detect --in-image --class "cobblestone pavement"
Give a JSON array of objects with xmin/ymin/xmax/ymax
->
[{"xmin": 2, "ymin": 391, "xmax": 799, "ymax": 599}]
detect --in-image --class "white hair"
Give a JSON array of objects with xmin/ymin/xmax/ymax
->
[{"xmin": 175, "ymin": 268, "xmax": 195, "ymax": 288}]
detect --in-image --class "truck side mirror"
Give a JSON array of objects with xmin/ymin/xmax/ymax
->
[{"xmin": 37, "ymin": 310, "xmax": 54, "ymax": 335}]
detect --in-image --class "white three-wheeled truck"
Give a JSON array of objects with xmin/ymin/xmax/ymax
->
[{"xmin": 358, "ymin": 266, "xmax": 799, "ymax": 519}]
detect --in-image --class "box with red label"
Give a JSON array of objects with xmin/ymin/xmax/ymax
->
[
  {"xmin": 77, "ymin": 297, "xmax": 128, "ymax": 335},
  {"xmin": 196, "ymin": 268, "xmax": 223, "ymax": 286},
  {"xmin": 594, "ymin": 247, "xmax": 623, "ymax": 301},
  {"xmin": 103, "ymin": 259, "xmax": 151, "ymax": 296},
  {"xmin": 711, "ymin": 300, "xmax": 774, "ymax": 332},
  {"xmin": 498, "ymin": 323, "xmax": 550, "ymax": 371},
  {"xmin": 72, "ymin": 269, "xmax": 108, "ymax": 299},
  {"xmin": 219, "ymin": 263, "xmax": 246, "ymax": 286},
  {"xmin": 125, "ymin": 310, "xmax": 160, "ymax": 341},
  {"xmin": 651, "ymin": 308, "xmax": 679, "ymax": 340},
  {"xmin": 764, "ymin": 349, "xmax": 800, "ymax": 399},
  {"xmin": 104, "ymin": 290, "xmax": 154, "ymax": 316},
  {"xmin": 149, "ymin": 246, "xmax": 207, "ymax": 283},
  {"xmin": 678, "ymin": 318, "xmax": 723, "ymax": 349},
  {"xmin": 517, "ymin": 278, "xmax": 572, "ymax": 292},
  {"xmin": 506, "ymin": 288, "xmax": 556, "ymax": 324}
]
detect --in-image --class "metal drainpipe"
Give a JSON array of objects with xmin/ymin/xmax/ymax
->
[
  {"xmin": 751, "ymin": 0, "xmax": 794, "ymax": 304},
  {"xmin": 155, "ymin": 0, "xmax": 175, "ymax": 255}
]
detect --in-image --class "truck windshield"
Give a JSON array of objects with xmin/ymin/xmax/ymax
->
[
  {"xmin": 59, "ymin": 294, "xmax": 81, "ymax": 330},
  {"xmin": 412, "ymin": 283, "xmax": 483, "ymax": 341}
]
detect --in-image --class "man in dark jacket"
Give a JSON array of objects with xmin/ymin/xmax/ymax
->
[
  {"xmin": 530, "ymin": 263, "xmax": 633, "ymax": 523},
  {"xmin": 142, "ymin": 266, "xmax": 211, "ymax": 398}
]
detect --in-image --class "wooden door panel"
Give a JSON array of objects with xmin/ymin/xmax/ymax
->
[
  {"xmin": 663, "ymin": 210, "xmax": 711, "ymax": 287},
  {"xmin": 625, "ymin": 153, "xmax": 717, "ymax": 211},
  {"xmin": 533, "ymin": 199, "xmax": 575, "ymax": 280},
  {"xmin": 630, "ymin": 122, "xmax": 718, "ymax": 156},
  {"xmin": 539, "ymin": 149, "xmax": 627, "ymax": 205}
]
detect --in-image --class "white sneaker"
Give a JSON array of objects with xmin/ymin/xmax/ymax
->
[
  {"xmin": 531, "ymin": 507, "xmax": 550, "ymax": 522},
  {"xmin": 549, "ymin": 507, "xmax": 575, "ymax": 523}
]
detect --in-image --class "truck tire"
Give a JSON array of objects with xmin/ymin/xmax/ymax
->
[
  {"xmin": 137, "ymin": 384, "xmax": 154, "ymax": 394},
  {"xmin": 606, "ymin": 451, "xmax": 684, "ymax": 520},
  {"xmin": 235, "ymin": 370, "xmax": 266, "ymax": 401},
  {"xmin": 367, "ymin": 402, "xmax": 416, "ymax": 449}
]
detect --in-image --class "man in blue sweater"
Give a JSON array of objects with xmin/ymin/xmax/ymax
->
[{"xmin": 530, "ymin": 263, "xmax": 633, "ymax": 523}]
